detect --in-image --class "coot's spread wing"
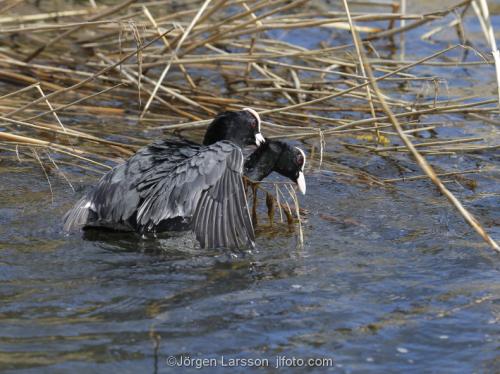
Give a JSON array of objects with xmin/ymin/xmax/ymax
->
[
  {"xmin": 63, "ymin": 139, "xmax": 201, "ymax": 231},
  {"xmin": 136, "ymin": 141, "xmax": 255, "ymax": 249},
  {"xmin": 63, "ymin": 140, "xmax": 255, "ymax": 249}
]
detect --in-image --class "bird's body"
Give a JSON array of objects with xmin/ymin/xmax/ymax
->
[
  {"xmin": 64, "ymin": 109, "xmax": 306, "ymax": 249},
  {"xmin": 65, "ymin": 138, "xmax": 256, "ymax": 248}
]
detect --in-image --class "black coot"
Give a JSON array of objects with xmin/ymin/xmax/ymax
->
[
  {"xmin": 244, "ymin": 140, "xmax": 306, "ymax": 195},
  {"xmin": 63, "ymin": 109, "xmax": 306, "ymax": 249}
]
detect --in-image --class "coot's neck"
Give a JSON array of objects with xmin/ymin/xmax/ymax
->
[
  {"xmin": 203, "ymin": 123, "xmax": 245, "ymax": 147},
  {"xmin": 244, "ymin": 142, "xmax": 282, "ymax": 181},
  {"xmin": 202, "ymin": 126, "xmax": 225, "ymax": 146}
]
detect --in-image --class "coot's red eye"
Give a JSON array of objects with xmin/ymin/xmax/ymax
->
[
  {"xmin": 250, "ymin": 119, "xmax": 257, "ymax": 129},
  {"xmin": 296, "ymin": 154, "xmax": 304, "ymax": 165}
]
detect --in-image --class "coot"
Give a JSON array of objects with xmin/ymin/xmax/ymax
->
[
  {"xmin": 244, "ymin": 140, "xmax": 306, "ymax": 195},
  {"xmin": 64, "ymin": 109, "xmax": 306, "ymax": 249}
]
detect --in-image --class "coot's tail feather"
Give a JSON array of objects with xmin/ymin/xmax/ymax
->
[{"xmin": 63, "ymin": 196, "xmax": 90, "ymax": 232}]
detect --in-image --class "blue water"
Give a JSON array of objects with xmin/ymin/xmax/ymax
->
[{"xmin": 1, "ymin": 0, "xmax": 499, "ymax": 373}]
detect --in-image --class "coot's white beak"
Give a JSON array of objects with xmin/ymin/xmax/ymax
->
[
  {"xmin": 255, "ymin": 133, "xmax": 265, "ymax": 146},
  {"xmin": 296, "ymin": 171, "xmax": 306, "ymax": 195}
]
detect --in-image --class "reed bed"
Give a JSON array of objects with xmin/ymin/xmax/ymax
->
[{"xmin": 0, "ymin": 0, "xmax": 498, "ymax": 250}]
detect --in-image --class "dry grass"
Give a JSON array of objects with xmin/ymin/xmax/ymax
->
[{"xmin": 0, "ymin": 0, "xmax": 498, "ymax": 250}]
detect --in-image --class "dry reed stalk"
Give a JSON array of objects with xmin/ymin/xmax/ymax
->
[
  {"xmin": 0, "ymin": 0, "xmax": 23, "ymax": 15},
  {"xmin": 0, "ymin": 116, "xmax": 136, "ymax": 154},
  {"xmin": 0, "ymin": 9, "xmax": 103, "ymax": 24},
  {"xmin": 30, "ymin": 147, "xmax": 54, "ymax": 203},
  {"xmin": 258, "ymin": 45, "xmax": 460, "ymax": 116},
  {"xmin": 472, "ymin": 0, "xmax": 500, "ymax": 107},
  {"xmin": 97, "ymin": 53, "xmax": 203, "ymax": 120},
  {"xmin": 0, "ymin": 19, "xmax": 126, "ymax": 34},
  {"xmin": 384, "ymin": 169, "xmax": 484, "ymax": 183},
  {"xmin": 25, "ymin": 83, "xmax": 126, "ymax": 121},
  {"xmin": 343, "ymin": 3, "xmax": 499, "ymax": 252},
  {"xmin": 365, "ymin": 0, "xmax": 472, "ymax": 41},
  {"xmin": 140, "ymin": 0, "xmax": 213, "ymax": 118},
  {"xmin": 35, "ymin": 84, "xmax": 67, "ymax": 133},
  {"xmin": 25, "ymin": 0, "xmax": 138, "ymax": 61},
  {"xmin": 399, "ymin": 0, "xmax": 406, "ymax": 59},
  {"xmin": 142, "ymin": 5, "xmax": 196, "ymax": 89},
  {"xmin": 285, "ymin": 184, "xmax": 304, "ymax": 248},
  {"xmin": 4, "ymin": 29, "xmax": 172, "ymax": 118},
  {"xmin": 0, "ymin": 83, "xmax": 39, "ymax": 101}
]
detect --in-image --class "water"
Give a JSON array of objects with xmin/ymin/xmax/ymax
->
[
  {"xmin": 1, "ymin": 153, "xmax": 499, "ymax": 373},
  {"xmin": 1, "ymin": 1, "xmax": 500, "ymax": 373}
]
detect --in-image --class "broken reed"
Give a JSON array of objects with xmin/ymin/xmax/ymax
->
[{"xmin": 0, "ymin": 0, "xmax": 498, "ymax": 250}]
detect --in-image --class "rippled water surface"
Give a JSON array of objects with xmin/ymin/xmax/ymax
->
[
  {"xmin": 1, "ymin": 152, "xmax": 499, "ymax": 373},
  {"xmin": 1, "ymin": 1, "xmax": 500, "ymax": 373}
]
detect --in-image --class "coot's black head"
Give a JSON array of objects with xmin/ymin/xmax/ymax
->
[
  {"xmin": 244, "ymin": 140, "xmax": 306, "ymax": 194},
  {"xmin": 203, "ymin": 108, "xmax": 265, "ymax": 148}
]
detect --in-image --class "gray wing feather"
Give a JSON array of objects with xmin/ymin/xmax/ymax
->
[
  {"xmin": 137, "ymin": 141, "xmax": 255, "ymax": 249},
  {"xmin": 62, "ymin": 196, "xmax": 91, "ymax": 232},
  {"xmin": 63, "ymin": 140, "xmax": 255, "ymax": 249},
  {"xmin": 62, "ymin": 162, "xmax": 140, "ymax": 231},
  {"xmin": 63, "ymin": 139, "xmax": 200, "ymax": 231},
  {"xmin": 191, "ymin": 160, "xmax": 255, "ymax": 249}
]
